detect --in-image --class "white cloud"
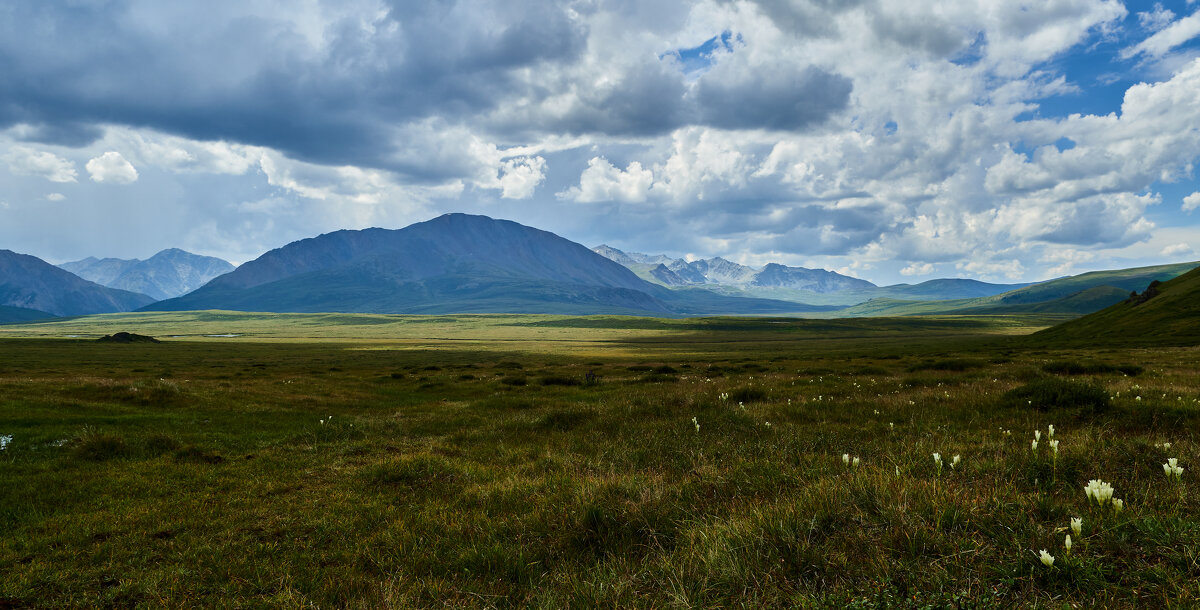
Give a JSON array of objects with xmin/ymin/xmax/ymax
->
[
  {"xmin": 900, "ymin": 262, "xmax": 934, "ymax": 276},
  {"xmin": 46, "ymin": 193, "xmax": 65, "ymax": 201},
  {"xmin": 86, "ymin": 152, "xmax": 139, "ymax": 184},
  {"xmin": 492, "ymin": 156, "xmax": 547, "ymax": 199},
  {"xmin": 2, "ymin": 146, "xmax": 77, "ymax": 182},
  {"xmin": 1138, "ymin": 4, "xmax": 1176, "ymax": 31},
  {"xmin": 956, "ymin": 258, "xmax": 1025, "ymax": 280},
  {"xmin": 1161, "ymin": 243, "xmax": 1192, "ymax": 257},
  {"xmin": 558, "ymin": 157, "xmax": 654, "ymax": 203},
  {"xmin": 1184, "ymin": 191, "xmax": 1200, "ymax": 212},
  {"xmin": 1122, "ymin": 11, "xmax": 1200, "ymax": 59}
]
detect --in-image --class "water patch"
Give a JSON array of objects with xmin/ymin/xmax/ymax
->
[
  {"xmin": 205, "ymin": 334, "xmax": 242, "ymax": 338},
  {"xmin": 0, "ymin": 434, "xmax": 12, "ymax": 450}
]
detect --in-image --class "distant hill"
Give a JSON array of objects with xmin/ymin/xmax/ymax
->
[
  {"xmin": 0, "ymin": 250, "xmax": 156, "ymax": 316},
  {"xmin": 1031, "ymin": 266, "xmax": 1200, "ymax": 346},
  {"xmin": 60, "ymin": 248, "xmax": 234, "ymax": 300},
  {"xmin": 144, "ymin": 214, "xmax": 822, "ymax": 316},
  {"xmin": 0, "ymin": 305, "xmax": 56, "ymax": 323},
  {"xmin": 833, "ymin": 262, "xmax": 1198, "ymax": 317}
]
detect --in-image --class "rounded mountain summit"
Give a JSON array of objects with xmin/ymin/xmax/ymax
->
[{"xmin": 141, "ymin": 214, "xmax": 815, "ymax": 316}]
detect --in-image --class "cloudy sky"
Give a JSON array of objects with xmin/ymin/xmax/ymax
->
[{"xmin": 2, "ymin": 0, "xmax": 1200, "ymax": 285}]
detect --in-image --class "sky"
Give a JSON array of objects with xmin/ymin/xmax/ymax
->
[{"xmin": 2, "ymin": 0, "xmax": 1200, "ymax": 286}]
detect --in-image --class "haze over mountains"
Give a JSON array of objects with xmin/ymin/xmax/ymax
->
[
  {"xmin": 592, "ymin": 244, "xmax": 1029, "ymax": 304},
  {"xmin": 0, "ymin": 249, "xmax": 155, "ymax": 318},
  {"xmin": 3, "ymin": 213, "xmax": 1197, "ymax": 321},
  {"xmin": 60, "ymin": 249, "xmax": 234, "ymax": 301}
]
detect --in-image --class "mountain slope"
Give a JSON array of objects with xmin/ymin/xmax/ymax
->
[
  {"xmin": 0, "ymin": 305, "xmax": 56, "ymax": 323},
  {"xmin": 0, "ymin": 250, "xmax": 156, "ymax": 316},
  {"xmin": 143, "ymin": 214, "xmax": 819, "ymax": 316},
  {"xmin": 60, "ymin": 249, "xmax": 234, "ymax": 300},
  {"xmin": 1031, "ymin": 266, "xmax": 1200, "ymax": 346},
  {"xmin": 833, "ymin": 262, "xmax": 1199, "ymax": 317}
]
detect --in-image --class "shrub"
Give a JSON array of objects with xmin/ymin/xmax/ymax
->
[
  {"xmin": 72, "ymin": 429, "xmax": 130, "ymax": 461},
  {"xmin": 908, "ymin": 359, "xmax": 986, "ymax": 372},
  {"xmin": 729, "ymin": 386, "xmax": 767, "ymax": 403},
  {"xmin": 539, "ymin": 375, "xmax": 581, "ymax": 387},
  {"xmin": 1001, "ymin": 378, "xmax": 1110, "ymax": 416},
  {"xmin": 1041, "ymin": 361, "xmax": 1143, "ymax": 376}
]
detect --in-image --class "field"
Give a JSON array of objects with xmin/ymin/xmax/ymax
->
[{"xmin": 1, "ymin": 312, "xmax": 1198, "ymax": 608}]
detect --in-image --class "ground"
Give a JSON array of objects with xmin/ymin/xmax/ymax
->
[{"xmin": 0, "ymin": 313, "xmax": 1197, "ymax": 608}]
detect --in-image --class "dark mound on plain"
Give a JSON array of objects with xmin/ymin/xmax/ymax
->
[{"xmin": 97, "ymin": 332, "xmax": 160, "ymax": 343}]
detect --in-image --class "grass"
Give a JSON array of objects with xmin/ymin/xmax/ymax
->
[{"xmin": 0, "ymin": 313, "xmax": 1197, "ymax": 607}]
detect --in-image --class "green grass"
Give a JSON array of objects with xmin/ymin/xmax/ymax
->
[{"xmin": 0, "ymin": 313, "xmax": 1197, "ymax": 607}]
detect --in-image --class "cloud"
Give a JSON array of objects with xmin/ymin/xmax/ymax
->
[
  {"xmin": 900, "ymin": 262, "xmax": 934, "ymax": 276},
  {"xmin": 46, "ymin": 193, "xmax": 65, "ymax": 201},
  {"xmin": 86, "ymin": 152, "xmax": 138, "ymax": 184},
  {"xmin": 493, "ymin": 156, "xmax": 546, "ymax": 200},
  {"xmin": 1184, "ymin": 191, "xmax": 1200, "ymax": 212},
  {"xmin": 1161, "ymin": 242, "xmax": 1192, "ymax": 257},
  {"xmin": 1122, "ymin": 11, "xmax": 1200, "ymax": 59},
  {"xmin": 1137, "ymin": 4, "xmax": 1177, "ymax": 31},
  {"xmin": 558, "ymin": 157, "xmax": 654, "ymax": 203},
  {"xmin": 2, "ymin": 146, "xmax": 77, "ymax": 182}
]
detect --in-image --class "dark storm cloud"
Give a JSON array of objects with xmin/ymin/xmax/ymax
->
[
  {"xmin": 0, "ymin": 0, "xmax": 586, "ymax": 171},
  {"xmin": 0, "ymin": 1, "xmax": 853, "ymax": 176},
  {"xmin": 691, "ymin": 63, "xmax": 852, "ymax": 131}
]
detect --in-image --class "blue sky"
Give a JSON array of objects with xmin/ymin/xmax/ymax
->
[{"xmin": 2, "ymin": 0, "xmax": 1200, "ymax": 285}]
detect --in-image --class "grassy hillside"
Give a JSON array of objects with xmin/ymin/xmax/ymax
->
[{"xmin": 1031, "ymin": 265, "xmax": 1200, "ymax": 346}]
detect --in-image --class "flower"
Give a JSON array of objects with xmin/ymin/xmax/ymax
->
[
  {"xmin": 1049, "ymin": 439, "xmax": 1059, "ymax": 455},
  {"xmin": 1048, "ymin": 424, "xmax": 1055, "ymax": 438},
  {"xmin": 1064, "ymin": 535, "xmax": 1072, "ymax": 551},
  {"xmin": 692, "ymin": 416, "xmax": 700, "ymax": 433},
  {"xmin": 853, "ymin": 457, "xmax": 860, "ymax": 468},
  {"xmin": 1031, "ymin": 439, "xmax": 1038, "ymax": 451},
  {"xmin": 952, "ymin": 455, "xmax": 961, "ymax": 468},
  {"xmin": 1039, "ymin": 549, "xmax": 1055, "ymax": 567},
  {"xmin": 1164, "ymin": 458, "xmax": 1184, "ymax": 480},
  {"xmin": 1113, "ymin": 498, "xmax": 1124, "ymax": 513},
  {"xmin": 843, "ymin": 453, "xmax": 851, "ymax": 466},
  {"xmin": 1071, "ymin": 517, "xmax": 1082, "ymax": 537},
  {"xmin": 1085, "ymin": 479, "xmax": 1114, "ymax": 506},
  {"xmin": 1035, "ymin": 430, "xmax": 1042, "ymax": 441}
]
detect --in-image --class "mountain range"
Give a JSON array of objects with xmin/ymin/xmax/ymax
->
[
  {"xmin": 143, "ymin": 214, "xmax": 821, "ymax": 316},
  {"xmin": 592, "ymin": 244, "xmax": 1029, "ymax": 304},
  {"xmin": 0, "ymin": 249, "xmax": 155, "ymax": 318},
  {"xmin": 60, "ymin": 248, "xmax": 234, "ymax": 300},
  {"xmin": 3, "ymin": 213, "xmax": 1195, "ymax": 322}
]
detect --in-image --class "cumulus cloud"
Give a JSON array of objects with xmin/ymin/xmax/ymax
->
[
  {"xmin": 86, "ymin": 152, "xmax": 138, "ymax": 184},
  {"xmin": 900, "ymin": 262, "xmax": 934, "ymax": 276},
  {"xmin": 1161, "ymin": 242, "xmax": 1192, "ymax": 257},
  {"xmin": 1184, "ymin": 191, "xmax": 1200, "ymax": 212},
  {"xmin": 2, "ymin": 146, "xmax": 77, "ymax": 182},
  {"xmin": 1122, "ymin": 10, "xmax": 1200, "ymax": 59},
  {"xmin": 46, "ymin": 193, "xmax": 65, "ymax": 201},
  {"xmin": 558, "ymin": 158, "xmax": 654, "ymax": 203}
]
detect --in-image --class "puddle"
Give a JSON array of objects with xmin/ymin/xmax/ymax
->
[
  {"xmin": 0, "ymin": 435, "xmax": 12, "ymax": 450},
  {"xmin": 205, "ymin": 334, "xmax": 242, "ymax": 338}
]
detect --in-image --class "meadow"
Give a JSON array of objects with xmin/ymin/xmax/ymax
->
[{"xmin": 0, "ymin": 312, "xmax": 1197, "ymax": 608}]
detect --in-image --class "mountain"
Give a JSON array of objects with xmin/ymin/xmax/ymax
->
[
  {"xmin": 869, "ymin": 278, "xmax": 1030, "ymax": 301},
  {"xmin": 60, "ymin": 248, "xmax": 234, "ymax": 300},
  {"xmin": 0, "ymin": 305, "xmax": 56, "ymax": 324},
  {"xmin": 0, "ymin": 250, "xmax": 156, "ymax": 316},
  {"xmin": 592, "ymin": 245, "xmax": 872, "ymax": 294},
  {"xmin": 143, "ymin": 214, "xmax": 822, "ymax": 316},
  {"xmin": 1031, "ymin": 265, "xmax": 1200, "ymax": 346},
  {"xmin": 833, "ymin": 262, "xmax": 1199, "ymax": 317}
]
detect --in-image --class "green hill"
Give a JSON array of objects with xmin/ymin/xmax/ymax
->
[
  {"xmin": 1030, "ymin": 265, "xmax": 1200, "ymax": 346},
  {"xmin": 832, "ymin": 262, "xmax": 1198, "ymax": 317}
]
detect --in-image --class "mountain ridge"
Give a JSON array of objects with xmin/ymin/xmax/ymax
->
[
  {"xmin": 60, "ymin": 248, "xmax": 235, "ymax": 300},
  {"xmin": 1, "ymin": 249, "xmax": 156, "ymax": 316}
]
